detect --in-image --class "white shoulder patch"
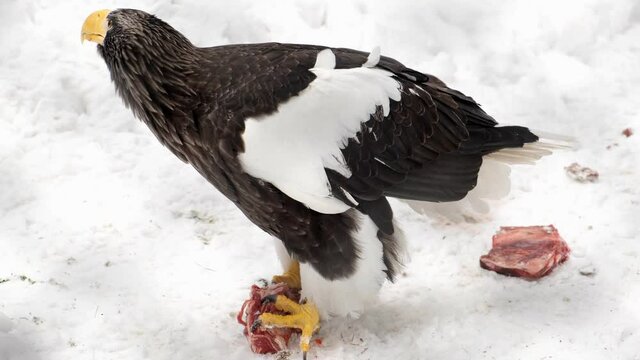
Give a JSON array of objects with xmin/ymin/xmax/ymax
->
[
  {"xmin": 314, "ymin": 49, "xmax": 336, "ymax": 69},
  {"xmin": 362, "ymin": 46, "xmax": 381, "ymax": 68},
  {"xmin": 238, "ymin": 49, "xmax": 401, "ymax": 214}
]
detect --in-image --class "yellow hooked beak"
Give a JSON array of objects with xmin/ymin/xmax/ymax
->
[{"xmin": 81, "ymin": 9, "xmax": 111, "ymax": 45}]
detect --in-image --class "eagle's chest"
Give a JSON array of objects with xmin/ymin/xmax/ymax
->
[
  {"xmin": 145, "ymin": 100, "xmax": 364, "ymax": 281},
  {"xmin": 187, "ymin": 142, "xmax": 363, "ymax": 280},
  {"xmin": 180, "ymin": 139, "xmax": 298, "ymax": 234}
]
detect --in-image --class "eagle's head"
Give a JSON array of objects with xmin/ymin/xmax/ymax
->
[
  {"xmin": 81, "ymin": 9, "xmax": 193, "ymax": 55},
  {"xmin": 80, "ymin": 9, "xmax": 198, "ymax": 130}
]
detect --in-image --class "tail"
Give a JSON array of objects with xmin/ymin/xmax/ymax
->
[
  {"xmin": 401, "ymin": 126, "xmax": 573, "ymax": 220},
  {"xmin": 485, "ymin": 129, "xmax": 575, "ymax": 165}
]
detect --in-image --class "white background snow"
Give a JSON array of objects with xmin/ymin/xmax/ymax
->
[{"xmin": 1, "ymin": 0, "xmax": 639, "ymax": 359}]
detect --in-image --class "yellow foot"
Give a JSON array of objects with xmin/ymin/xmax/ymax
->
[
  {"xmin": 253, "ymin": 295, "xmax": 320, "ymax": 359},
  {"xmin": 272, "ymin": 261, "xmax": 301, "ymax": 289}
]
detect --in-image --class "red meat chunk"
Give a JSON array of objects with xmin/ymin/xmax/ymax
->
[
  {"xmin": 237, "ymin": 282, "xmax": 301, "ymax": 354},
  {"xmin": 480, "ymin": 225, "xmax": 570, "ymax": 279}
]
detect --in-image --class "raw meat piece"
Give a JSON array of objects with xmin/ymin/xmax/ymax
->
[
  {"xmin": 480, "ymin": 225, "xmax": 570, "ymax": 279},
  {"xmin": 622, "ymin": 128, "xmax": 633, "ymax": 137},
  {"xmin": 565, "ymin": 162, "xmax": 599, "ymax": 183},
  {"xmin": 237, "ymin": 282, "xmax": 301, "ymax": 354}
]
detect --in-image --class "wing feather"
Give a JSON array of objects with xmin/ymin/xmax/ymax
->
[
  {"xmin": 217, "ymin": 44, "xmax": 539, "ymax": 221},
  {"xmin": 238, "ymin": 49, "xmax": 402, "ymax": 214}
]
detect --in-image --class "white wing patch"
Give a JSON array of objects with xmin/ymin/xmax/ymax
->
[
  {"xmin": 362, "ymin": 46, "xmax": 380, "ymax": 68},
  {"xmin": 239, "ymin": 49, "xmax": 401, "ymax": 214},
  {"xmin": 314, "ymin": 48, "xmax": 336, "ymax": 69}
]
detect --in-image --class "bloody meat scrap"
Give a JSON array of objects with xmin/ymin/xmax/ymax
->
[
  {"xmin": 480, "ymin": 225, "xmax": 570, "ymax": 279},
  {"xmin": 565, "ymin": 162, "xmax": 599, "ymax": 183},
  {"xmin": 237, "ymin": 282, "xmax": 301, "ymax": 354}
]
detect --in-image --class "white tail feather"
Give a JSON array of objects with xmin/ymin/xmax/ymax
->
[
  {"xmin": 532, "ymin": 130, "xmax": 577, "ymax": 148},
  {"xmin": 487, "ymin": 132, "xmax": 575, "ymax": 165}
]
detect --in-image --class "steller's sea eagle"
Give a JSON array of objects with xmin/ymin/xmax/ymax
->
[{"xmin": 81, "ymin": 8, "xmax": 562, "ymax": 358}]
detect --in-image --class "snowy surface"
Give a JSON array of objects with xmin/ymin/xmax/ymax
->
[{"xmin": 1, "ymin": 0, "xmax": 639, "ymax": 359}]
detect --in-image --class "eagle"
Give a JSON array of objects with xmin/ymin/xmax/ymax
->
[{"xmin": 81, "ymin": 9, "xmax": 559, "ymax": 358}]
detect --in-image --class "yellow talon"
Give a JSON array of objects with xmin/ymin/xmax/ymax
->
[
  {"xmin": 272, "ymin": 261, "xmax": 301, "ymax": 289},
  {"xmin": 258, "ymin": 295, "xmax": 320, "ymax": 358}
]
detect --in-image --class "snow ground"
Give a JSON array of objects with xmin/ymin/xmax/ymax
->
[{"xmin": 1, "ymin": 0, "xmax": 639, "ymax": 359}]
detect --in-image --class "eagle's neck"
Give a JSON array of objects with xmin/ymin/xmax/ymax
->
[{"xmin": 99, "ymin": 29, "xmax": 200, "ymax": 138}]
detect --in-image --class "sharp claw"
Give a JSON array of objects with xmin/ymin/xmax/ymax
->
[
  {"xmin": 301, "ymin": 333, "xmax": 311, "ymax": 359},
  {"xmin": 250, "ymin": 319, "xmax": 262, "ymax": 333},
  {"xmin": 261, "ymin": 294, "xmax": 277, "ymax": 305}
]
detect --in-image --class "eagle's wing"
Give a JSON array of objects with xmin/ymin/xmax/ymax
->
[
  {"xmin": 239, "ymin": 48, "xmax": 405, "ymax": 213},
  {"xmin": 232, "ymin": 45, "xmax": 533, "ymax": 226}
]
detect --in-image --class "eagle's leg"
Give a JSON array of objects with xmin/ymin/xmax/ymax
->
[
  {"xmin": 256, "ymin": 295, "xmax": 319, "ymax": 359},
  {"xmin": 272, "ymin": 260, "xmax": 301, "ymax": 289}
]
